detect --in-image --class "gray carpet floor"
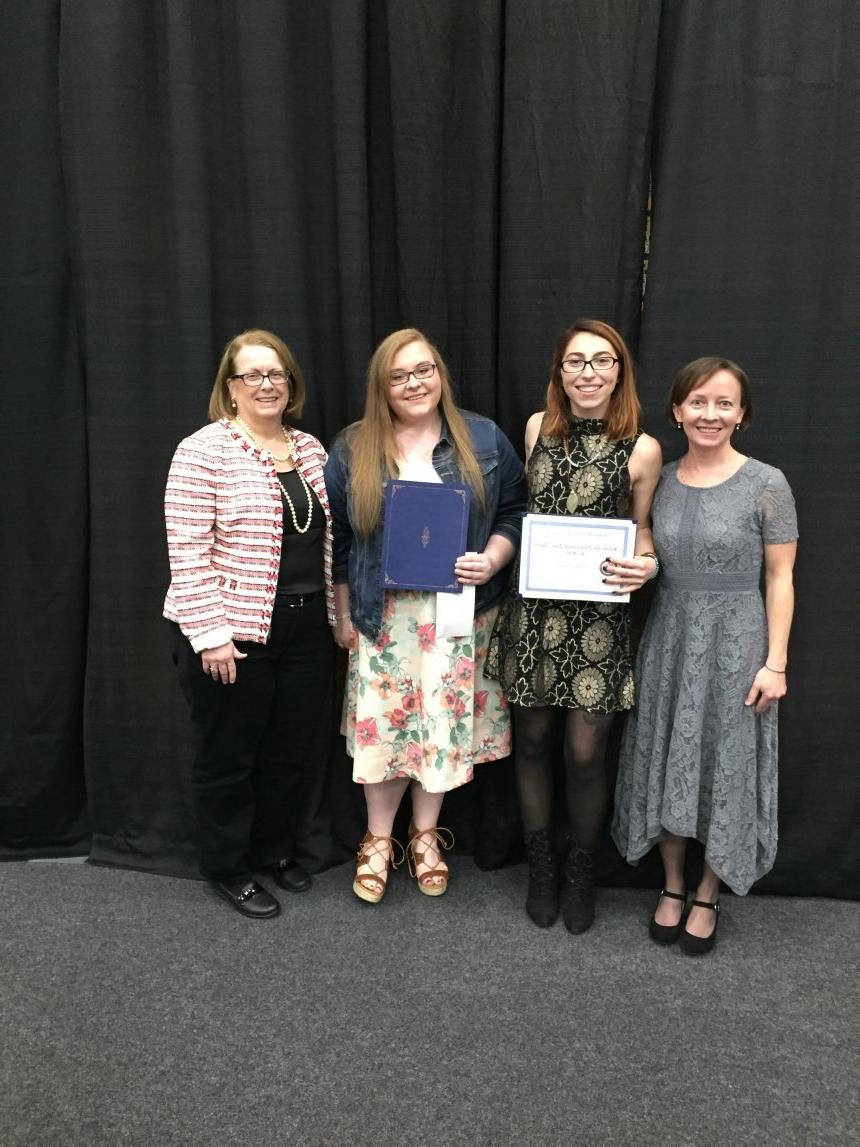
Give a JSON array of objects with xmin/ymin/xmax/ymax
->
[{"xmin": 1, "ymin": 859, "xmax": 857, "ymax": 1147}]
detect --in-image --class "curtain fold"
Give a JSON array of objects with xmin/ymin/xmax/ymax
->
[{"xmin": 0, "ymin": 0, "xmax": 90, "ymax": 859}]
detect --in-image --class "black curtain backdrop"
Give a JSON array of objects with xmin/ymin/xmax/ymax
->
[{"xmin": 2, "ymin": 0, "xmax": 857, "ymax": 897}]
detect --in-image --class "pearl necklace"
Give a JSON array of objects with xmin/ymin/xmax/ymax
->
[
  {"xmin": 233, "ymin": 416, "xmax": 293, "ymax": 462},
  {"xmin": 278, "ymin": 469, "xmax": 314, "ymax": 534},
  {"xmin": 232, "ymin": 417, "xmax": 314, "ymax": 533}
]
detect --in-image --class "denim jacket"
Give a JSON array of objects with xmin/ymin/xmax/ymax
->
[{"xmin": 324, "ymin": 410, "xmax": 527, "ymax": 641}]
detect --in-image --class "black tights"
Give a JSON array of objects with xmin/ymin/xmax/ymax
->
[{"xmin": 513, "ymin": 704, "xmax": 614, "ymax": 850}]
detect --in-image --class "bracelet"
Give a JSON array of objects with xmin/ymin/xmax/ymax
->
[
  {"xmin": 639, "ymin": 551, "xmax": 660, "ymax": 579},
  {"xmin": 765, "ymin": 664, "xmax": 786, "ymax": 674},
  {"xmin": 336, "ymin": 613, "xmax": 351, "ymax": 622}
]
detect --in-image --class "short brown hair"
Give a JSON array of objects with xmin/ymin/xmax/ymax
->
[
  {"xmin": 666, "ymin": 357, "xmax": 753, "ymax": 429},
  {"xmin": 208, "ymin": 329, "xmax": 307, "ymax": 422},
  {"xmin": 542, "ymin": 318, "xmax": 641, "ymax": 442}
]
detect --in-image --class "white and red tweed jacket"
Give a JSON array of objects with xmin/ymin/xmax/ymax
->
[{"xmin": 163, "ymin": 419, "xmax": 336, "ymax": 652}]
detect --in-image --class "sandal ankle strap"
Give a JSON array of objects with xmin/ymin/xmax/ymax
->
[
  {"xmin": 406, "ymin": 825, "xmax": 454, "ymax": 877},
  {"xmin": 357, "ymin": 831, "xmax": 405, "ymax": 870}
]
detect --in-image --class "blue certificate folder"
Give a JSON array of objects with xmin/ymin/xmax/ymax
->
[{"xmin": 380, "ymin": 480, "xmax": 472, "ymax": 593}]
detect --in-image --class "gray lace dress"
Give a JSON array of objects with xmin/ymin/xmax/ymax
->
[{"xmin": 611, "ymin": 458, "xmax": 798, "ymax": 895}]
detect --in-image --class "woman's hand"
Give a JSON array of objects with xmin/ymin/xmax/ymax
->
[
  {"xmin": 335, "ymin": 615, "xmax": 356, "ymax": 651},
  {"xmin": 455, "ymin": 551, "xmax": 496, "ymax": 587},
  {"xmin": 745, "ymin": 666, "xmax": 787, "ymax": 714},
  {"xmin": 200, "ymin": 641, "xmax": 247, "ymax": 684},
  {"xmin": 601, "ymin": 555, "xmax": 657, "ymax": 594}
]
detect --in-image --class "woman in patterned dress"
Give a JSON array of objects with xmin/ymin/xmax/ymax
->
[
  {"xmin": 324, "ymin": 329, "xmax": 527, "ymax": 903},
  {"xmin": 612, "ymin": 359, "xmax": 797, "ymax": 954},
  {"xmin": 487, "ymin": 319, "xmax": 662, "ymax": 933}
]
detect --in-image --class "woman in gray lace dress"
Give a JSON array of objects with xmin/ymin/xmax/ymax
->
[{"xmin": 612, "ymin": 358, "xmax": 798, "ymax": 954}]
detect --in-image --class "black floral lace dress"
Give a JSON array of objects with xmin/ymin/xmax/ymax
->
[{"xmin": 486, "ymin": 416, "xmax": 640, "ymax": 713}]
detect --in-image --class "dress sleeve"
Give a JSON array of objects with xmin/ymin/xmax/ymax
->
[{"xmin": 758, "ymin": 467, "xmax": 799, "ymax": 544}]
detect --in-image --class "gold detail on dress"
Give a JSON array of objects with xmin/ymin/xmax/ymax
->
[
  {"xmin": 620, "ymin": 674, "xmax": 635, "ymax": 708},
  {"xmin": 530, "ymin": 452, "xmax": 553, "ymax": 493},
  {"xmin": 581, "ymin": 619, "xmax": 613, "ymax": 662},
  {"xmin": 534, "ymin": 659, "xmax": 558, "ymax": 699},
  {"xmin": 542, "ymin": 608, "xmax": 569, "ymax": 651},
  {"xmin": 572, "ymin": 667, "xmax": 606, "ymax": 707}
]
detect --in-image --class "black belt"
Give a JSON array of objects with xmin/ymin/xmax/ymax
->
[{"xmin": 274, "ymin": 589, "xmax": 324, "ymax": 608}]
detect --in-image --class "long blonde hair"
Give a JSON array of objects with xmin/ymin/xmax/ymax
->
[{"xmin": 348, "ymin": 328, "xmax": 485, "ymax": 536}]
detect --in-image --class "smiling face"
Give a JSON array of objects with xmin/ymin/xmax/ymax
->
[
  {"xmin": 560, "ymin": 331, "xmax": 619, "ymax": 419},
  {"xmin": 228, "ymin": 343, "xmax": 290, "ymax": 428},
  {"xmin": 673, "ymin": 369, "xmax": 745, "ymax": 450},
  {"xmin": 386, "ymin": 339, "xmax": 442, "ymax": 425}
]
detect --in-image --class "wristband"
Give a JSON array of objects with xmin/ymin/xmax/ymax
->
[
  {"xmin": 764, "ymin": 664, "xmax": 786, "ymax": 674},
  {"xmin": 639, "ymin": 551, "xmax": 660, "ymax": 579}
]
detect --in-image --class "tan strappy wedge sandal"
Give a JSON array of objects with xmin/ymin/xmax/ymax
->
[
  {"xmin": 352, "ymin": 831, "xmax": 404, "ymax": 905},
  {"xmin": 406, "ymin": 824, "xmax": 454, "ymax": 897}
]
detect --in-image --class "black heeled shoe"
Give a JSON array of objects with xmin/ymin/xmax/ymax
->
[
  {"xmin": 649, "ymin": 888, "xmax": 687, "ymax": 945},
  {"xmin": 679, "ymin": 898, "xmax": 720, "ymax": 955}
]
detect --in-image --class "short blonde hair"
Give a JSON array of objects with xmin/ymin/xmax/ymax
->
[{"xmin": 208, "ymin": 329, "xmax": 306, "ymax": 422}]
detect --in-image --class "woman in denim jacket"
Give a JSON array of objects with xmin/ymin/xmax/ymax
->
[{"xmin": 325, "ymin": 328, "xmax": 527, "ymax": 903}]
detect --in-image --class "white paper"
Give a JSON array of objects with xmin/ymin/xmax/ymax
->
[
  {"xmin": 518, "ymin": 514, "xmax": 636, "ymax": 603},
  {"xmin": 436, "ymin": 552, "xmax": 476, "ymax": 637}
]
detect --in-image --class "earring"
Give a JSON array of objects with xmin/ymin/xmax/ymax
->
[
  {"xmin": 230, "ymin": 397, "xmax": 237, "ymax": 412},
  {"xmin": 676, "ymin": 421, "xmax": 682, "ymax": 430},
  {"xmin": 735, "ymin": 422, "xmax": 741, "ymax": 431}
]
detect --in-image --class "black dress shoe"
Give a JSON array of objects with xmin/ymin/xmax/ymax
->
[
  {"xmin": 212, "ymin": 879, "xmax": 280, "ymax": 919},
  {"xmin": 649, "ymin": 888, "xmax": 687, "ymax": 945},
  {"xmin": 266, "ymin": 858, "xmax": 312, "ymax": 893},
  {"xmin": 679, "ymin": 898, "xmax": 720, "ymax": 955}
]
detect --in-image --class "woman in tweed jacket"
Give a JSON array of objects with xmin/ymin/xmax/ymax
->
[{"xmin": 164, "ymin": 329, "xmax": 335, "ymax": 919}]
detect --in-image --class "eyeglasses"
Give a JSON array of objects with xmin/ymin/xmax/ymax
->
[
  {"xmin": 231, "ymin": 369, "xmax": 290, "ymax": 388},
  {"xmin": 561, "ymin": 355, "xmax": 618, "ymax": 375},
  {"xmin": 389, "ymin": 363, "xmax": 437, "ymax": 388}
]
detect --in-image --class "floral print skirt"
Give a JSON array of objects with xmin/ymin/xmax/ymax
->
[{"xmin": 343, "ymin": 592, "xmax": 511, "ymax": 793}]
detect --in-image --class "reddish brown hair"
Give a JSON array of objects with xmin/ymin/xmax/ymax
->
[{"xmin": 542, "ymin": 318, "xmax": 641, "ymax": 442}]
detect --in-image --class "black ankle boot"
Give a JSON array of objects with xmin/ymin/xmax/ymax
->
[
  {"xmin": 560, "ymin": 843, "xmax": 596, "ymax": 934},
  {"xmin": 523, "ymin": 830, "xmax": 558, "ymax": 928}
]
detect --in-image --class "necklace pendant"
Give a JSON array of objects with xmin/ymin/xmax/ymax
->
[{"xmin": 566, "ymin": 491, "xmax": 580, "ymax": 513}]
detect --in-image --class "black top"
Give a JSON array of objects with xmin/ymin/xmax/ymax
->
[{"xmin": 276, "ymin": 469, "xmax": 326, "ymax": 593}]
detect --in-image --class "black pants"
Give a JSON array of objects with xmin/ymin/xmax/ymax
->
[{"xmin": 172, "ymin": 595, "xmax": 335, "ymax": 883}]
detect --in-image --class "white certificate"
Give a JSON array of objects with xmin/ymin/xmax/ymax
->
[{"xmin": 518, "ymin": 514, "xmax": 636, "ymax": 603}]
